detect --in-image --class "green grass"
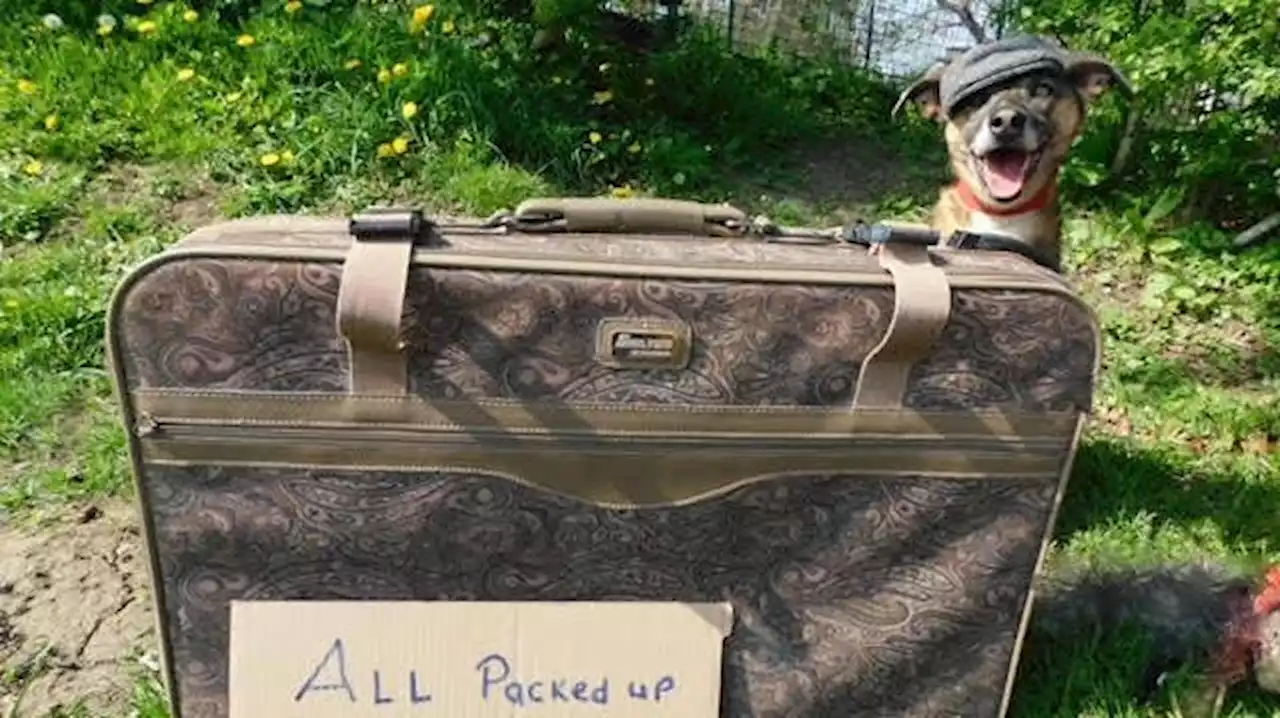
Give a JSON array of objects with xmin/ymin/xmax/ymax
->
[{"xmin": 0, "ymin": 1, "xmax": 1277, "ymax": 717}]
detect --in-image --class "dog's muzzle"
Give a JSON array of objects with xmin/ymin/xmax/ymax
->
[{"xmin": 969, "ymin": 103, "xmax": 1048, "ymax": 201}]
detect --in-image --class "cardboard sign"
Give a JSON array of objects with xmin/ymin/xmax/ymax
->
[{"xmin": 228, "ymin": 601, "xmax": 734, "ymax": 718}]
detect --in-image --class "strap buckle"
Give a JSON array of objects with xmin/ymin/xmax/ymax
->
[
  {"xmin": 946, "ymin": 230, "xmax": 1062, "ymax": 273},
  {"xmin": 349, "ymin": 207, "xmax": 433, "ymax": 242},
  {"xmin": 845, "ymin": 222, "xmax": 941, "ymax": 247}
]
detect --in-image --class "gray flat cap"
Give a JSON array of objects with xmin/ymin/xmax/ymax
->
[{"xmin": 939, "ymin": 34, "xmax": 1068, "ymax": 116}]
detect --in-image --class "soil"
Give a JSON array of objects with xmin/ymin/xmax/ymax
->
[
  {"xmin": 729, "ymin": 135, "xmax": 939, "ymax": 220},
  {"xmin": 0, "ymin": 501, "xmax": 155, "ymax": 717}
]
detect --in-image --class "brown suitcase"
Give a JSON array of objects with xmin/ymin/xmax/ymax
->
[{"xmin": 106, "ymin": 198, "xmax": 1099, "ymax": 717}]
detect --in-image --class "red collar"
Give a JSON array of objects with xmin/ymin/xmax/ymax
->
[
  {"xmin": 1254, "ymin": 567, "xmax": 1280, "ymax": 616},
  {"xmin": 955, "ymin": 180, "xmax": 1057, "ymax": 217}
]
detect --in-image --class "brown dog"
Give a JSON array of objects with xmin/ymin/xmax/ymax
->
[{"xmin": 892, "ymin": 35, "xmax": 1132, "ymax": 270}]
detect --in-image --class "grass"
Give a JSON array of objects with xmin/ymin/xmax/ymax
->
[{"xmin": 0, "ymin": 1, "xmax": 1277, "ymax": 717}]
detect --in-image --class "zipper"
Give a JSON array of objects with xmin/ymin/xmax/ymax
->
[{"xmin": 134, "ymin": 414, "xmax": 1066, "ymax": 455}]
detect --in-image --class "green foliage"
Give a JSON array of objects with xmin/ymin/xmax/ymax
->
[
  {"xmin": 0, "ymin": 169, "xmax": 85, "ymax": 246},
  {"xmin": 1007, "ymin": 0, "xmax": 1280, "ymax": 225}
]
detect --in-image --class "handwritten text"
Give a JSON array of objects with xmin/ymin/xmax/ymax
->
[
  {"xmin": 476, "ymin": 653, "xmax": 677, "ymax": 707},
  {"xmin": 291, "ymin": 640, "xmax": 679, "ymax": 709}
]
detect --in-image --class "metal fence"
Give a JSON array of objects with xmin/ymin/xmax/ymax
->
[
  {"xmin": 708, "ymin": 0, "xmax": 1006, "ymax": 77},
  {"xmin": 613, "ymin": 0, "xmax": 1007, "ymax": 80}
]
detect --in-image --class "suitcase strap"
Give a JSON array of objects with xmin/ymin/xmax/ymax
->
[
  {"xmin": 334, "ymin": 202, "xmax": 952, "ymax": 410},
  {"xmin": 854, "ymin": 241, "xmax": 952, "ymax": 409},
  {"xmin": 336, "ymin": 208, "xmax": 430, "ymax": 394}
]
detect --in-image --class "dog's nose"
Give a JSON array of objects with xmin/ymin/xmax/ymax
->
[{"xmin": 988, "ymin": 109, "xmax": 1027, "ymax": 137}]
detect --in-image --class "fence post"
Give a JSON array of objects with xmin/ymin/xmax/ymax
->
[
  {"xmin": 727, "ymin": 0, "xmax": 736, "ymax": 48},
  {"xmin": 863, "ymin": 0, "xmax": 875, "ymax": 67}
]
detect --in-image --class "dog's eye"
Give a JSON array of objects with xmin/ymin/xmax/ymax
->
[{"xmin": 1033, "ymin": 81, "xmax": 1056, "ymax": 98}]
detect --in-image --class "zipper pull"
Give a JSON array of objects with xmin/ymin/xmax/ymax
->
[{"xmin": 135, "ymin": 412, "xmax": 159, "ymax": 438}]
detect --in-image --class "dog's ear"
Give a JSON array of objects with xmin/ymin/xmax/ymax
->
[
  {"xmin": 892, "ymin": 61, "xmax": 947, "ymax": 121},
  {"xmin": 1065, "ymin": 52, "xmax": 1134, "ymax": 103}
]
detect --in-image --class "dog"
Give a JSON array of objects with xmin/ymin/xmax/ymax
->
[{"xmin": 891, "ymin": 34, "xmax": 1133, "ymax": 270}]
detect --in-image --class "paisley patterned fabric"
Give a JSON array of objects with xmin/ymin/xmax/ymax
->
[
  {"xmin": 117, "ymin": 259, "xmax": 1096, "ymax": 411},
  {"xmin": 146, "ymin": 466, "xmax": 1057, "ymax": 718},
  {"xmin": 110, "ymin": 233, "xmax": 1098, "ymax": 718}
]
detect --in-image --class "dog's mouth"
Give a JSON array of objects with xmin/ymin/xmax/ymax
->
[{"xmin": 975, "ymin": 148, "xmax": 1042, "ymax": 202}]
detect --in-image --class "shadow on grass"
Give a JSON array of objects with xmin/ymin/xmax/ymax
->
[
  {"xmin": 1057, "ymin": 437, "xmax": 1280, "ymax": 549},
  {"xmin": 1009, "ymin": 434, "xmax": 1280, "ymax": 716}
]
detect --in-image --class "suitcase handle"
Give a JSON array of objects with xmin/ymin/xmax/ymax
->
[
  {"xmin": 337, "ymin": 207, "xmax": 953, "ymax": 408},
  {"xmin": 511, "ymin": 197, "xmax": 748, "ymax": 237}
]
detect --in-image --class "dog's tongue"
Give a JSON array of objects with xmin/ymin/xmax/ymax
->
[{"xmin": 981, "ymin": 150, "xmax": 1029, "ymax": 200}]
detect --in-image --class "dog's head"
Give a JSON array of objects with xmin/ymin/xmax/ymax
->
[{"xmin": 892, "ymin": 35, "xmax": 1133, "ymax": 210}]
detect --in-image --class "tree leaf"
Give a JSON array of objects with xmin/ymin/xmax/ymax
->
[
  {"xmin": 1149, "ymin": 237, "xmax": 1182, "ymax": 255},
  {"xmin": 1144, "ymin": 187, "xmax": 1184, "ymax": 227}
]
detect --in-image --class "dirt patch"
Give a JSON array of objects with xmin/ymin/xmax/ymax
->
[
  {"xmin": 0, "ymin": 501, "xmax": 154, "ymax": 717},
  {"xmin": 726, "ymin": 134, "xmax": 945, "ymax": 224},
  {"xmin": 55, "ymin": 163, "xmax": 225, "ymax": 240},
  {"xmin": 789, "ymin": 137, "xmax": 932, "ymax": 206},
  {"xmin": 103, "ymin": 163, "xmax": 223, "ymax": 230},
  {"xmin": 163, "ymin": 179, "xmax": 223, "ymax": 231}
]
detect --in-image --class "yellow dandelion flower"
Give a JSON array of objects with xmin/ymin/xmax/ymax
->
[
  {"xmin": 260, "ymin": 152, "xmax": 281, "ymax": 167},
  {"xmin": 588, "ymin": 131, "xmax": 602, "ymax": 145},
  {"xmin": 22, "ymin": 160, "xmax": 43, "ymax": 177},
  {"xmin": 391, "ymin": 135, "xmax": 411, "ymax": 155},
  {"xmin": 392, "ymin": 62, "xmax": 409, "ymax": 78},
  {"xmin": 281, "ymin": 150, "xmax": 295, "ymax": 163},
  {"xmin": 97, "ymin": 14, "xmax": 118, "ymax": 35},
  {"xmin": 376, "ymin": 68, "xmax": 392, "ymax": 84},
  {"xmin": 183, "ymin": 9, "xmax": 199, "ymax": 22},
  {"xmin": 344, "ymin": 58, "xmax": 362, "ymax": 70},
  {"xmin": 237, "ymin": 34, "xmax": 256, "ymax": 47},
  {"xmin": 412, "ymin": 4, "xmax": 435, "ymax": 26},
  {"xmin": 137, "ymin": 20, "xmax": 158, "ymax": 35},
  {"xmin": 17, "ymin": 79, "xmax": 37, "ymax": 95},
  {"xmin": 177, "ymin": 68, "xmax": 196, "ymax": 81},
  {"xmin": 610, "ymin": 185, "xmax": 635, "ymax": 199},
  {"xmin": 402, "ymin": 101, "xmax": 419, "ymax": 120},
  {"xmin": 43, "ymin": 114, "xmax": 59, "ymax": 131},
  {"xmin": 591, "ymin": 90, "xmax": 613, "ymax": 105},
  {"xmin": 627, "ymin": 141, "xmax": 642, "ymax": 154},
  {"xmin": 442, "ymin": 19, "xmax": 455, "ymax": 34},
  {"xmin": 376, "ymin": 142, "xmax": 395, "ymax": 158},
  {"xmin": 286, "ymin": 0, "xmax": 303, "ymax": 13}
]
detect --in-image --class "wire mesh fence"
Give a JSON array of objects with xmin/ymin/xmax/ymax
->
[
  {"xmin": 611, "ymin": 0, "xmax": 1008, "ymax": 80},
  {"xmin": 861, "ymin": 0, "xmax": 1006, "ymax": 77}
]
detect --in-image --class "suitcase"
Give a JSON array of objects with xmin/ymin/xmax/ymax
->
[{"xmin": 105, "ymin": 197, "xmax": 1099, "ymax": 717}]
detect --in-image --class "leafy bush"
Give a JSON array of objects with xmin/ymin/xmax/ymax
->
[{"xmin": 1006, "ymin": 0, "xmax": 1279, "ymax": 226}]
